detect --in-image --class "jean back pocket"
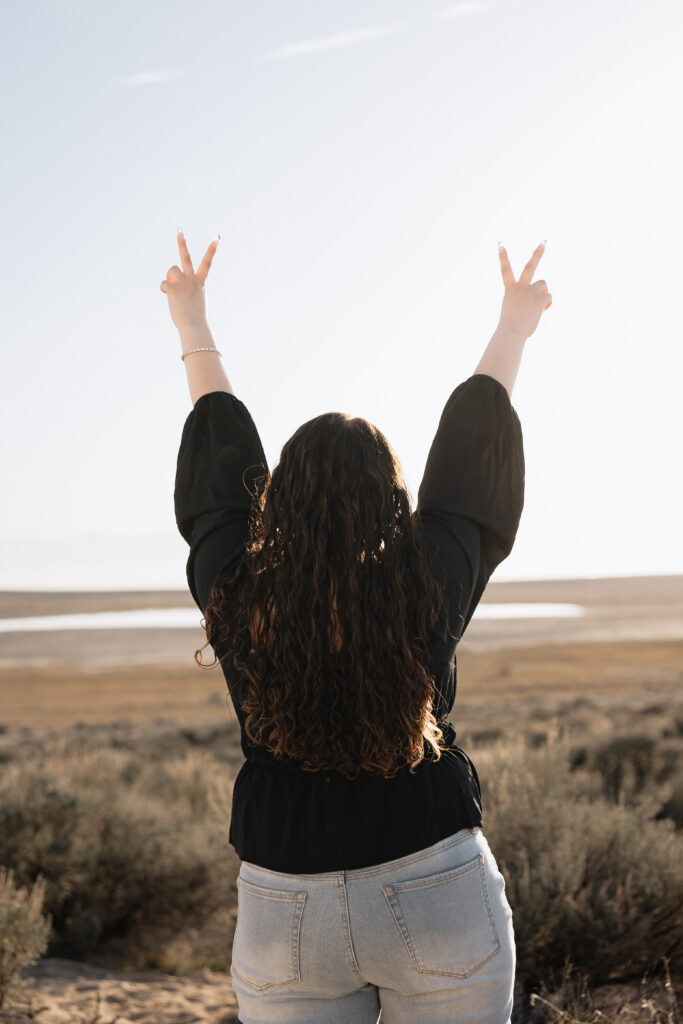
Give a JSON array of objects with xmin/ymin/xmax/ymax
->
[
  {"xmin": 382, "ymin": 851, "xmax": 500, "ymax": 979},
  {"xmin": 231, "ymin": 877, "xmax": 307, "ymax": 992}
]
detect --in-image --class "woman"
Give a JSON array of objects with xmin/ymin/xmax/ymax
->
[{"xmin": 162, "ymin": 233, "xmax": 552, "ymax": 1024}]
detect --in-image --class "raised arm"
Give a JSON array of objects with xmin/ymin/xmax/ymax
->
[
  {"xmin": 160, "ymin": 229, "xmax": 235, "ymax": 406},
  {"xmin": 473, "ymin": 241, "xmax": 552, "ymax": 399},
  {"xmin": 178, "ymin": 320, "xmax": 234, "ymax": 406}
]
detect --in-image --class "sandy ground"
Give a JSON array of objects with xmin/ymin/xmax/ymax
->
[
  {"xmin": 0, "ymin": 636, "xmax": 681, "ymax": 734},
  {"xmin": 1, "ymin": 575, "xmax": 681, "ymax": 1023},
  {"xmin": 5, "ymin": 957, "xmax": 239, "ymax": 1024},
  {"xmin": 6, "ymin": 961, "xmax": 676, "ymax": 1024}
]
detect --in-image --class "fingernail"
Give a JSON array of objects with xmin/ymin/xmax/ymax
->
[
  {"xmin": 214, "ymin": 233, "xmax": 220, "ymax": 242},
  {"xmin": 177, "ymin": 227, "xmax": 184, "ymax": 237}
]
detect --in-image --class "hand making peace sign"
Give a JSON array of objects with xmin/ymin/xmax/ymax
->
[
  {"xmin": 160, "ymin": 230, "xmax": 220, "ymax": 331},
  {"xmin": 498, "ymin": 241, "xmax": 553, "ymax": 340}
]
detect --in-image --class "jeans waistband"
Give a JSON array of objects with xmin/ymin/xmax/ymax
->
[{"xmin": 240, "ymin": 826, "xmax": 481, "ymax": 884}]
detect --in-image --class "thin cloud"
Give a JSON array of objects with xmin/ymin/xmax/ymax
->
[
  {"xmin": 117, "ymin": 70, "xmax": 185, "ymax": 87},
  {"xmin": 266, "ymin": 22, "xmax": 407, "ymax": 60},
  {"xmin": 437, "ymin": 2, "xmax": 494, "ymax": 19}
]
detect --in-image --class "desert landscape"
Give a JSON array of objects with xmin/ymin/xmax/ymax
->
[{"xmin": 1, "ymin": 574, "xmax": 681, "ymax": 1023}]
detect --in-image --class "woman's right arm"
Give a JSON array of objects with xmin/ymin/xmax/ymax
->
[{"xmin": 473, "ymin": 241, "xmax": 552, "ymax": 399}]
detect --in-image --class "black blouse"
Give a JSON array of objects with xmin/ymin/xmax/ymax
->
[{"xmin": 174, "ymin": 373, "xmax": 524, "ymax": 874}]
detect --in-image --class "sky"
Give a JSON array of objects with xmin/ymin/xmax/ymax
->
[{"xmin": 1, "ymin": 0, "xmax": 681, "ymax": 591}]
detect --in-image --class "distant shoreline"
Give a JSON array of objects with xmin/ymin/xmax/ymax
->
[{"xmin": 1, "ymin": 573, "xmax": 682, "ymax": 619}]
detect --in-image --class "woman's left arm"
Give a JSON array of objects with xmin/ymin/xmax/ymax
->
[
  {"xmin": 178, "ymin": 321, "xmax": 234, "ymax": 406},
  {"xmin": 160, "ymin": 230, "xmax": 235, "ymax": 406}
]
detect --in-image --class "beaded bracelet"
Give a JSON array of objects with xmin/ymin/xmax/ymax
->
[{"xmin": 181, "ymin": 346, "xmax": 223, "ymax": 361}]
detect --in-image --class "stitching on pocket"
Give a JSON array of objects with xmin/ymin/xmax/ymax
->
[
  {"xmin": 237, "ymin": 877, "xmax": 306, "ymax": 902},
  {"xmin": 383, "ymin": 853, "xmax": 484, "ymax": 894},
  {"xmin": 232, "ymin": 879, "xmax": 307, "ymax": 991},
  {"xmin": 381, "ymin": 853, "xmax": 501, "ymax": 979}
]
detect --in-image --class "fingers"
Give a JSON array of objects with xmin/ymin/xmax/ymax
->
[
  {"xmin": 171, "ymin": 231, "xmax": 219, "ymax": 286},
  {"xmin": 177, "ymin": 231, "xmax": 195, "ymax": 276},
  {"xmin": 160, "ymin": 264, "xmax": 182, "ymax": 293},
  {"xmin": 519, "ymin": 241, "xmax": 546, "ymax": 286},
  {"xmin": 498, "ymin": 244, "xmax": 515, "ymax": 290},
  {"xmin": 531, "ymin": 278, "xmax": 552, "ymax": 309},
  {"xmin": 195, "ymin": 237, "xmax": 219, "ymax": 285}
]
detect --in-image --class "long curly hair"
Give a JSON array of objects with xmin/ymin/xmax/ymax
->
[{"xmin": 195, "ymin": 410, "xmax": 454, "ymax": 780}]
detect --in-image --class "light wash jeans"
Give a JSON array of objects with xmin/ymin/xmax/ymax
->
[{"xmin": 230, "ymin": 827, "xmax": 515, "ymax": 1023}]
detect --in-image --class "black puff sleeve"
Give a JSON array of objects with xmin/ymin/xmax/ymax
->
[
  {"xmin": 415, "ymin": 373, "xmax": 525, "ymax": 643},
  {"xmin": 174, "ymin": 391, "xmax": 269, "ymax": 614}
]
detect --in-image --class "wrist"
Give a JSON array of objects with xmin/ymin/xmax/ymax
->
[
  {"xmin": 178, "ymin": 320, "xmax": 213, "ymax": 351},
  {"xmin": 494, "ymin": 320, "xmax": 528, "ymax": 346}
]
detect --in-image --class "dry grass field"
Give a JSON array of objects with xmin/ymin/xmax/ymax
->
[{"xmin": 0, "ymin": 575, "xmax": 681, "ymax": 1023}]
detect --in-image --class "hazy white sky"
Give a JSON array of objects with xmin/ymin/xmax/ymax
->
[{"xmin": 1, "ymin": 0, "xmax": 681, "ymax": 590}]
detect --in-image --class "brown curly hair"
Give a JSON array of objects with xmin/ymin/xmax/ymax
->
[{"xmin": 194, "ymin": 410, "xmax": 455, "ymax": 780}]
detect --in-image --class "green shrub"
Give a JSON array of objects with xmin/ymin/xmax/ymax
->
[
  {"xmin": 1, "ymin": 707, "xmax": 681, "ymax": 991},
  {"xmin": 655, "ymin": 771, "xmax": 683, "ymax": 829},
  {"xmin": 0, "ymin": 748, "xmax": 234, "ymax": 957},
  {"xmin": 479, "ymin": 739, "xmax": 683, "ymax": 991},
  {"xmin": 0, "ymin": 869, "xmax": 51, "ymax": 1008},
  {"xmin": 569, "ymin": 732, "xmax": 681, "ymax": 805}
]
